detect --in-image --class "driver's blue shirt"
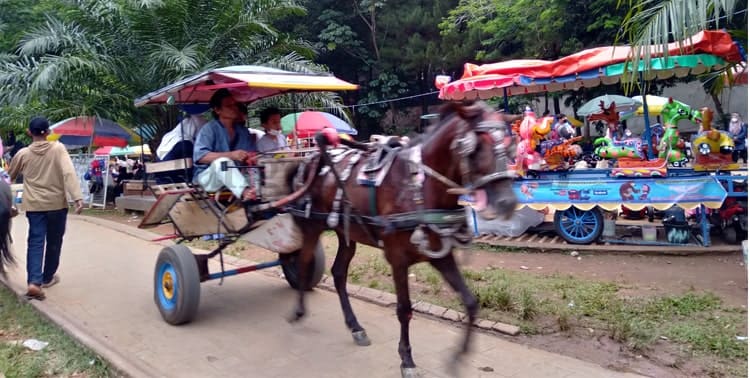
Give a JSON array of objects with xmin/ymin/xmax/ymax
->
[{"xmin": 193, "ymin": 119, "xmax": 257, "ymax": 178}]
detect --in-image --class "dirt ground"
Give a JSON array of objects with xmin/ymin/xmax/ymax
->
[{"xmin": 98, "ymin": 210, "xmax": 748, "ymax": 377}]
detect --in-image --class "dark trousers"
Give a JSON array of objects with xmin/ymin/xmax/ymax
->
[
  {"xmin": 732, "ymin": 149, "xmax": 747, "ymax": 163},
  {"xmin": 155, "ymin": 140, "xmax": 194, "ymax": 184},
  {"xmin": 26, "ymin": 208, "xmax": 68, "ymax": 285}
]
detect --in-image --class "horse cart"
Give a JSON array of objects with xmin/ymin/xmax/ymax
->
[{"xmin": 134, "ymin": 66, "xmax": 358, "ymax": 325}]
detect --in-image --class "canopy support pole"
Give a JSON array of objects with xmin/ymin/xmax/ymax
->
[
  {"xmin": 639, "ymin": 73, "xmax": 655, "ymax": 160},
  {"xmin": 292, "ymin": 94, "xmax": 299, "ymax": 148},
  {"xmin": 503, "ymin": 88, "xmax": 509, "ymax": 112}
]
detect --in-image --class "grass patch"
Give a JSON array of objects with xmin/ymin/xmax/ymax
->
[
  {"xmin": 183, "ymin": 239, "xmax": 247, "ymax": 258},
  {"xmin": 336, "ymin": 250, "xmax": 747, "ymax": 374},
  {"xmin": 0, "ymin": 284, "xmax": 115, "ymax": 377},
  {"xmin": 472, "ymin": 243, "xmax": 525, "ymax": 253}
]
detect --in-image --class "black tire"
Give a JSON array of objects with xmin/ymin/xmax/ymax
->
[
  {"xmin": 554, "ymin": 207, "xmax": 604, "ymax": 244},
  {"xmin": 154, "ymin": 245, "xmax": 201, "ymax": 325},
  {"xmin": 280, "ymin": 242, "xmax": 326, "ymax": 291}
]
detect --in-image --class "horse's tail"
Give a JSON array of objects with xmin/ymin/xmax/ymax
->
[{"xmin": 0, "ymin": 180, "xmax": 14, "ymax": 276}]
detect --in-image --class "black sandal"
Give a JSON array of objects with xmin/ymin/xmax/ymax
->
[{"xmin": 24, "ymin": 291, "xmax": 45, "ymax": 301}]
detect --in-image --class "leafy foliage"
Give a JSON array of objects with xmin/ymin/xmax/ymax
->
[{"xmin": 0, "ymin": 0, "xmax": 346, "ymax": 143}]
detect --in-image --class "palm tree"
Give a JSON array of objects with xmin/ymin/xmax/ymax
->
[
  {"xmin": 617, "ymin": 1, "xmax": 746, "ymax": 101},
  {"xmin": 0, "ymin": 0, "xmax": 351, "ymax": 143}
]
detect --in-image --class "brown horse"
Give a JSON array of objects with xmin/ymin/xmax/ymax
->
[{"xmin": 287, "ymin": 101, "xmax": 517, "ymax": 377}]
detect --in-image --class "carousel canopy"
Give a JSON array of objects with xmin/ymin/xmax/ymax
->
[
  {"xmin": 438, "ymin": 30, "xmax": 745, "ymax": 100},
  {"xmin": 135, "ymin": 65, "xmax": 359, "ymax": 107}
]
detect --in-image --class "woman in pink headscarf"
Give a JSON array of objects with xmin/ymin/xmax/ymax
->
[{"xmin": 728, "ymin": 113, "xmax": 747, "ymax": 163}]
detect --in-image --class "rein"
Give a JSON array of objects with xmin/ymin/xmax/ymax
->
[{"xmin": 294, "ymin": 104, "xmax": 513, "ymax": 259}]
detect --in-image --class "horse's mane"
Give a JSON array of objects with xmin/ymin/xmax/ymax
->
[{"xmin": 407, "ymin": 101, "xmax": 487, "ymax": 147}]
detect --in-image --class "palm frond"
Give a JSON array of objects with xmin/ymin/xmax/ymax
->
[
  {"xmin": 17, "ymin": 17, "xmax": 91, "ymax": 56},
  {"xmin": 146, "ymin": 41, "xmax": 203, "ymax": 78},
  {"xmin": 617, "ymin": 0, "xmax": 741, "ymax": 90}
]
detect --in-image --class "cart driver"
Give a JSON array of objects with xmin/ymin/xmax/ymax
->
[{"xmin": 193, "ymin": 88, "xmax": 258, "ymax": 201}]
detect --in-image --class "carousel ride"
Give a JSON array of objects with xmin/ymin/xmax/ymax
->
[{"xmin": 435, "ymin": 29, "xmax": 747, "ymax": 247}]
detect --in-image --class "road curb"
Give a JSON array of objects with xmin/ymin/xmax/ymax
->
[
  {"xmin": 0, "ymin": 275, "xmax": 157, "ymax": 378},
  {"xmin": 73, "ymin": 215, "xmax": 522, "ymax": 336}
]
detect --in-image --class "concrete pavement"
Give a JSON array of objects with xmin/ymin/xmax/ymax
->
[{"xmin": 2, "ymin": 215, "xmax": 643, "ymax": 378}]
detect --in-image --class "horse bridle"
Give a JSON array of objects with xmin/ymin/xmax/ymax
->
[{"xmin": 413, "ymin": 117, "xmax": 515, "ymax": 194}]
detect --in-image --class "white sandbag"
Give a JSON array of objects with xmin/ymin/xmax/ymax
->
[{"xmin": 466, "ymin": 206, "xmax": 545, "ymax": 237}]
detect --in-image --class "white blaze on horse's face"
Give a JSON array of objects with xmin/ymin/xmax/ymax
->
[{"xmin": 462, "ymin": 108, "xmax": 518, "ymax": 221}]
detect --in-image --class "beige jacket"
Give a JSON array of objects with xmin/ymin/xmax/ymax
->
[{"xmin": 8, "ymin": 141, "xmax": 83, "ymax": 212}]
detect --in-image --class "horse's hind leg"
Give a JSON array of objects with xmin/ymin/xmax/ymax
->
[
  {"xmin": 430, "ymin": 254, "xmax": 478, "ymax": 364},
  {"xmin": 288, "ymin": 225, "xmax": 325, "ymax": 323},
  {"xmin": 391, "ymin": 261, "xmax": 418, "ymax": 377},
  {"xmin": 331, "ymin": 232, "xmax": 370, "ymax": 346}
]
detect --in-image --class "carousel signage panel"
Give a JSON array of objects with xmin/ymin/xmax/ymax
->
[{"xmin": 514, "ymin": 176, "xmax": 727, "ymax": 211}]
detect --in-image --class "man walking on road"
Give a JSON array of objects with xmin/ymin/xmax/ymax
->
[{"xmin": 8, "ymin": 116, "xmax": 84, "ymax": 300}]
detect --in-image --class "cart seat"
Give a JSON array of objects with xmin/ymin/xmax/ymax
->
[{"xmin": 146, "ymin": 158, "xmax": 194, "ymax": 184}]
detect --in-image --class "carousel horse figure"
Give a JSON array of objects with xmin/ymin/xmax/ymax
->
[
  {"xmin": 659, "ymin": 98, "xmax": 702, "ymax": 164},
  {"xmin": 287, "ymin": 101, "xmax": 517, "ymax": 377}
]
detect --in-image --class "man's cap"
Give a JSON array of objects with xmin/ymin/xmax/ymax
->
[{"xmin": 29, "ymin": 116, "xmax": 50, "ymax": 133}]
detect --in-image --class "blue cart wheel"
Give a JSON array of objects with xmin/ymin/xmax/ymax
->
[
  {"xmin": 154, "ymin": 245, "xmax": 201, "ymax": 325},
  {"xmin": 554, "ymin": 207, "xmax": 604, "ymax": 244},
  {"xmin": 280, "ymin": 242, "xmax": 326, "ymax": 291}
]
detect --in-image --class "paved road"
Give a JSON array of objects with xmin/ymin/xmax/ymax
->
[{"xmin": 2, "ymin": 215, "xmax": 643, "ymax": 378}]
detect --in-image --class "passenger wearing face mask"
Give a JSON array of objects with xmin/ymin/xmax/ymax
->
[
  {"xmin": 257, "ymin": 107, "xmax": 288, "ymax": 153},
  {"xmin": 727, "ymin": 112, "xmax": 747, "ymax": 163}
]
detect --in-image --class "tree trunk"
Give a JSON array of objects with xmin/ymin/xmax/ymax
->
[
  {"xmin": 710, "ymin": 93, "xmax": 728, "ymax": 127},
  {"xmin": 553, "ymin": 95, "xmax": 561, "ymax": 115}
]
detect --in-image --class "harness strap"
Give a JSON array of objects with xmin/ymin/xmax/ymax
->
[
  {"xmin": 368, "ymin": 186, "xmax": 377, "ymax": 216},
  {"xmin": 287, "ymin": 207, "xmax": 467, "ymax": 231}
]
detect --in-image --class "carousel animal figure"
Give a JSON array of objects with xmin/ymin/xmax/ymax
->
[
  {"xmin": 515, "ymin": 108, "xmax": 553, "ymax": 171},
  {"xmin": 540, "ymin": 137, "xmax": 583, "ymax": 169},
  {"xmin": 691, "ymin": 107, "xmax": 737, "ymax": 170},
  {"xmin": 287, "ymin": 101, "xmax": 517, "ymax": 377},
  {"xmin": 588, "ymin": 101, "xmax": 645, "ymax": 160},
  {"xmin": 658, "ymin": 98, "xmax": 702, "ymax": 165}
]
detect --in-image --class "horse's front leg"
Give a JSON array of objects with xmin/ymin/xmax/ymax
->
[
  {"xmin": 430, "ymin": 253, "xmax": 478, "ymax": 365},
  {"xmin": 391, "ymin": 261, "xmax": 418, "ymax": 377},
  {"xmin": 331, "ymin": 232, "xmax": 370, "ymax": 346},
  {"xmin": 288, "ymin": 229, "xmax": 323, "ymax": 323}
]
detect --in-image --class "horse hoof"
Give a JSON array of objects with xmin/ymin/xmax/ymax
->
[
  {"xmin": 287, "ymin": 310, "xmax": 305, "ymax": 323},
  {"xmin": 352, "ymin": 330, "xmax": 371, "ymax": 346},
  {"xmin": 400, "ymin": 367, "xmax": 420, "ymax": 378}
]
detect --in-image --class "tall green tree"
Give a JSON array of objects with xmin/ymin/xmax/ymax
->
[
  {"xmin": 0, "ymin": 0, "xmax": 349, "ymax": 144},
  {"xmin": 439, "ymin": 0, "xmax": 628, "ymax": 114}
]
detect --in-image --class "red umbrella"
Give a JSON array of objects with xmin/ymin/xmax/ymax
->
[
  {"xmin": 281, "ymin": 111, "xmax": 357, "ymax": 138},
  {"xmin": 48, "ymin": 116, "xmax": 131, "ymax": 147}
]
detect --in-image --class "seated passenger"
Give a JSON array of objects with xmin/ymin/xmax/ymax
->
[
  {"xmin": 554, "ymin": 115, "xmax": 575, "ymax": 140},
  {"xmin": 193, "ymin": 89, "xmax": 258, "ymax": 201},
  {"xmin": 153, "ymin": 111, "xmax": 208, "ymax": 183},
  {"xmin": 257, "ymin": 107, "xmax": 288, "ymax": 153},
  {"xmin": 156, "ymin": 113, "xmax": 208, "ymax": 161}
]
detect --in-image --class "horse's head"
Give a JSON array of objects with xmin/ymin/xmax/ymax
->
[
  {"xmin": 662, "ymin": 98, "xmax": 701, "ymax": 126},
  {"xmin": 428, "ymin": 102, "xmax": 518, "ymax": 220}
]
